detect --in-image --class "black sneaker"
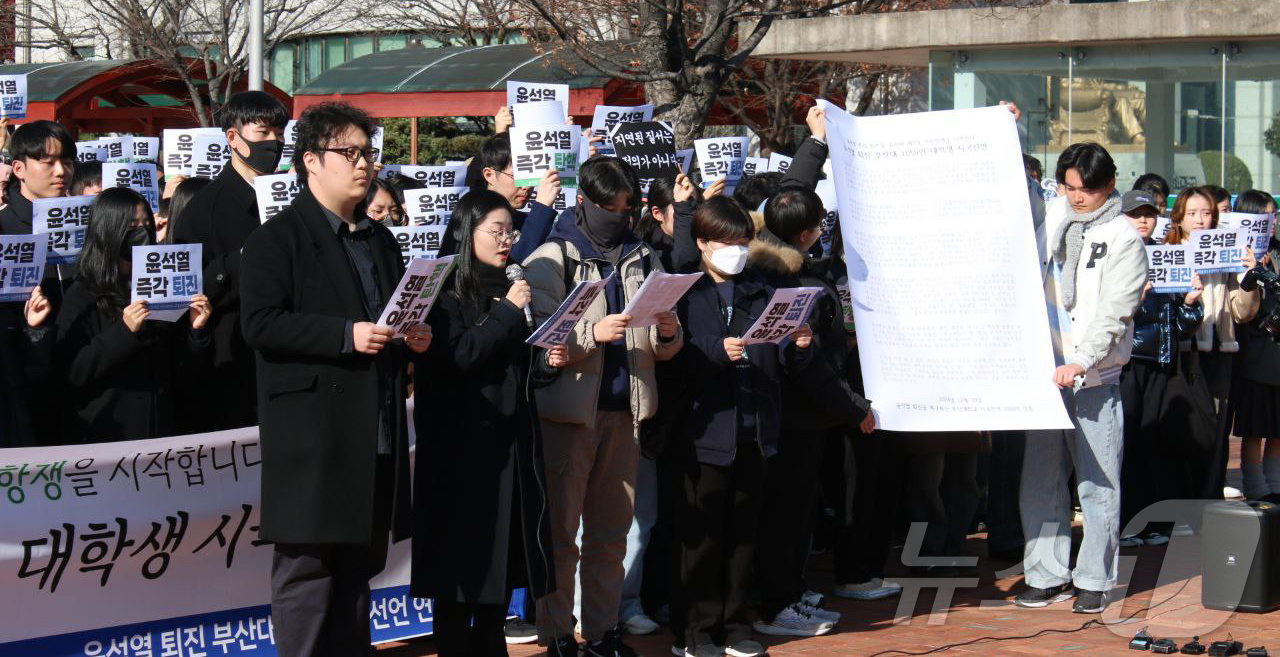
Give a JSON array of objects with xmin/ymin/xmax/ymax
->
[
  {"xmin": 549, "ymin": 634, "xmax": 579, "ymax": 656},
  {"xmin": 585, "ymin": 629, "xmax": 638, "ymax": 657},
  {"xmin": 1013, "ymin": 583, "xmax": 1073, "ymax": 608},
  {"xmin": 1072, "ymin": 589, "xmax": 1110, "ymax": 614},
  {"xmin": 504, "ymin": 617, "xmax": 537, "ymax": 644}
]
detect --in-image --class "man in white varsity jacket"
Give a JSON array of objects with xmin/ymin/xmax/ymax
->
[{"xmin": 1015, "ymin": 142, "xmax": 1148, "ymax": 614}]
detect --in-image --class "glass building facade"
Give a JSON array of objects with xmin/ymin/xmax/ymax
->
[{"xmin": 928, "ymin": 40, "xmax": 1280, "ymax": 194}]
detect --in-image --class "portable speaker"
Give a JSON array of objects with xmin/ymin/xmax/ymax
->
[{"xmin": 1201, "ymin": 500, "xmax": 1280, "ymax": 613}]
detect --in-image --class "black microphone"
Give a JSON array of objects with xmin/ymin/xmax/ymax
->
[{"xmin": 505, "ymin": 264, "xmax": 535, "ymax": 329}]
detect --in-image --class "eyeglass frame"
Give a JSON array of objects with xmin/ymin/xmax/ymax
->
[
  {"xmin": 475, "ymin": 226, "xmax": 516, "ymax": 244},
  {"xmin": 317, "ymin": 146, "xmax": 381, "ymax": 164}
]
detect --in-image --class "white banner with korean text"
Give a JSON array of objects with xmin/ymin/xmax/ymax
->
[{"xmin": 0, "ymin": 416, "xmax": 515, "ymax": 654}]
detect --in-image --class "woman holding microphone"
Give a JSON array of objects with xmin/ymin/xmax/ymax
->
[{"xmin": 410, "ymin": 189, "xmax": 566, "ymax": 656}]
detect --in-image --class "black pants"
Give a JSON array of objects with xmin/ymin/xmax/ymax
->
[
  {"xmin": 671, "ymin": 444, "xmax": 764, "ymax": 649},
  {"xmin": 832, "ymin": 431, "xmax": 902, "ymax": 584},
  {"xmin": 433, "ymin": 601, "xmax": 508, "ymax": 657},
  {"xmin": 270, "ymin": 456, "xmax": 393, "ymax": 657},
  {"xmin": 907, "ymin": 452, "xmax": 980, "ymax": 562},
  {"xmin": 986, "ymin": 431, "xmax": 1025, "ymax": 555},
  {"xmin": 758, "ymin": 427, "xmax": 830, "ymax": 620}
]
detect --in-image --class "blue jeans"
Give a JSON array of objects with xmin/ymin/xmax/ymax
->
[
  {"xmin": 1020, "ymin": 384, "xmax": 1123, "ymax": 592},
  {"xmin": 574, "ymin": 456, "xmax": 658, "ymax": 624}
]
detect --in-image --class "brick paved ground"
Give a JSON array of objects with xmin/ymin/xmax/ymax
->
[{"xmin": 379, "ymin": 438, "xmax": 1279, "ymax": 656}]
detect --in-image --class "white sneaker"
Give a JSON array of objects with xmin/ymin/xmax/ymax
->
[
  {"xmin": 833, "ymin": 578, "xmax": 903, "ymax": 601},
  {"xmin": 796, "ymin": 600, "xmax": 840, "ymax": 623},
  {"xmin": 1225, "ymin": 486, "xmax": 1244, "ymax": 499},
  {"xmin": 623, "ymin": 612, "xmax": 659, "ymax": 635},
  {"xmin": 1118, "ymin": 535, "xmax": 1145, "ymax": 548},
  {"xmin": 725, "ymin": 639, "xmax": 765, "ymax": 657},
  {"xmin": 751, "ymin": 604, "xmax": 834, "ymax": 637}
]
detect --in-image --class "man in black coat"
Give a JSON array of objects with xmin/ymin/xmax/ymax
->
[
  {"xmin": 0, "ymin": 120, "xmax": 76, "ymax": 446},
  {"xmin": 174, "ymin": 90, "xmax": 289, "ymax": 431},
  {"xmin": 239, "ymin": 102, "xmax": 432, "ymax": 656}
]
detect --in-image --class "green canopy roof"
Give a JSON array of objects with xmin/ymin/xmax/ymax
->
[
  {"xmin": 295, "ymin": 43, "xmax": 612, "ymax": 96},
  {"xmin": 0, "ymin": 60, "xmax": 128, "ymax": 102}
]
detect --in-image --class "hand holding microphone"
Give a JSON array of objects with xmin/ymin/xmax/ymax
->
[{"xmin": 505, "ymin": 264, "xmax": 535, "ymax": 329}]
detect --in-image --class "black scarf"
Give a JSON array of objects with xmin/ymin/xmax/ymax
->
[
  {"xmin": 576, "ymin": 197, "xmax": 628, "ymax": 263},
  {"xmin": 475, "ymin": 261, "xmax": 511, "ymax": 301}
]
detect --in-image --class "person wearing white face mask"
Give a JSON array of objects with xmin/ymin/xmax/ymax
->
[{"xmin": 665, "ymin": 196, "xmax": 815, "ymax": 657}]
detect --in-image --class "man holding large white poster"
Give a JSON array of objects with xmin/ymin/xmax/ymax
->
[{"xmin": 1016, "ymin": 143, "xmax": 1147, "ymax": 615}]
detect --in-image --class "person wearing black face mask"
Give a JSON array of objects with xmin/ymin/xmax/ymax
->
[
  {"xmin": 172, "ymin": 90, "xmax": 288, "ymax": 432},
  {"xmin": 54, "ymin": 187, "xmax": 212, "ymax": 444},
  {"xmin": 523, "ymin": 156, "xmax": 683, "ymax": 657}
]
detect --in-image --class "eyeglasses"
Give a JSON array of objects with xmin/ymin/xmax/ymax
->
[
  {"xmin": 476, "ymin": 227, "xmax": 516, "ymax": 244},
  {"xmin": 318, "ymin": 146, "xmax": 381, "ymax": 164}
]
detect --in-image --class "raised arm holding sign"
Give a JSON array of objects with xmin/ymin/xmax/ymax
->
[
  {"xmin": 510, "ymin": 125, "xmax": 580, "ymax": 188},
  {"xmin": 694, "ymin": 136, "xmax": 749, "ymax": 188}
]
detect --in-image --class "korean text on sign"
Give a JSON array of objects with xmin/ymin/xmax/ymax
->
[
  {"xmin": 0, "ymin": 74, "xmax": 27, "ymax": 119},
  {"xmin": 507, "ymin": 81, "xmax": 569, "ymax": 109},
  {"xmin": 104, "ymin": 163, "xmax": 161, "ymax": 213},
  {"xmin": 377, "ymin": 256, "xmax": 456, "ymax": 338},
  {"xmin": 162, "ymin": 128, "xmax": 223, "ymax": 178},
  {"xmin": 1217, "ymin": 212, "xmax": 1274, "ymax": 259},
  {"xmin": 1145, "ymin": 244, "xmax": 1194, "ymax": 293},
  {"xmin": 741, "ymin": 286, "xmax": 823, "ymax": 345},
  {"xmin": 511, "ymin": 125, "xmax": 580, "ymax": 188},
  {"xmin": 1189, "ymin": 228, "xmax": 1248, "ymax": 275},
  {"xmin": 389, "ymin": 226, "xmax": 447, "ymax": 265},
  {"xmin": 130, "ymin": 244, "xmax": 203, "ymax": 321},
  {"xmin": 527, "ymin": 276, "xmax": 613, "ymax": 349},
  {"xmin": 392, "ymin": 165, "xmax": 468, "ymax": 188},
  {"xmin": 589, "ymin": 104, "xmax": 654, "ymax": 154},
  {"xmin": 404, "ymin": 187, "xmax": 465, "ymax": 226},
  {"xmin": 610, "ymin": 121, "xmax": 680, "ymax": 179},
  {"xmin": 694, "ymin": 136, "xmax": 750, "ymax": 187},
  {"xmin": 32, "ymin": 195, "xmax": 95, "ymax": 265},
  {"xmin": 190, "ymin": 134, "xmax": 231, "ymax": 179},
  {"xmin": 252, "ymin": 172, "xmax": 302, "ymax": 224},
  {"xmin": 0, "ymin": 233, "xmax": 48, "ymax": 302}
]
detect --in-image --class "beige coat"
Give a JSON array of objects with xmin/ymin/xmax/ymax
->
[
  {"xmin": 523, "ymin": 238, "xmax": 683, "ymax": 433},
  {"xmin": 1195, "ymin": 272, "xmax": 1260, "ymax": 352}
]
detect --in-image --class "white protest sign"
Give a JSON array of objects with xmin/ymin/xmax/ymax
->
[
  {"xmin": 130, "ymin": 136, "xmax": 160, "ymax": 162},
  {"xmin": 252, "ymin": 172, "xmax": 301, "ymax": 224},
  {"xmin": 511, "ymin": 125, "xmax": 580, "ymax": 188},
  {"xmin": 371, "ymin": 126, "xmax": 385, "ymax": 164},
  {"xmin": 103, "ymin": 162, "xmax": 160, "ymax": 213},
  {"xmin": 527, "ymin": 276, "xmax": 612, "ymax": 349},
  {"xmin": 621, "ymin": 271, "xmax": 703, "ymax": 327},
  {"xmin": 694, "ymin": 137, "xmax": 749, "ymax": 187},
  {"xmin": 740, "ymin": 286, "xmax": 823, "ymax": 345},
  {"xmin": 75, "ymin": 140, "xmax": 106, "ymax": 164},
  {"xmin": 820, "ymin": 100, "xmax": 1071, "ymax": 431},
  {"xmin": 507, "ymin": 81, "xmax": 570, "ymax": 110},
  {"xmin": 190, "ymin": 133, "xmax": 231, "ymax": 179},
  {"xmin": 590, "ymin": 104, "xmax": 653, "ymax": 154},
  {"xmin": 1190, "ymin": 228, "xmax": 1248, "ymax": 274},
  {"xmin": 742, "ymin": 156, "xmax": 768, "ymax": 178},
  {"xmin": 677, "ymin": 149, "xmax": 694, "ymax": 175},
  {"xmin": 1217, "ymin": 212, "xmax": 1274, "ymax": 258},
  {"xmin": 162, "ymin": 128, "xmax": 223, "ymax": 177},
  {"xmin": 1154, "ymin": 215, "xmax": 1172, "ymax": 243},
  {"xmin": 278, "ymin": 119, "xmax": 300, "ymax": 171},
  {"xmin": 1146, "ymin": 244, "xmax": 1194, "ymax": 293},
  {"xmin": 0, "ymin": 233, "xmax": 47, "ymax": 302},
  {"xmin": 390, "ymin": 225, "xmax": 447, "ymax": 264},
  {"xmin": 767, "ymin": 153, "xmax": 793, "ymax": 174},
  {"xmin": 513, "ymin": 100, "xmax": 567, "ymax": 128},
  {"xmin": 816, "ymin": 177, "xmax": 840, "ymax": 255},
  {"xmin": 97, "ymin": 137, "xmax": 130, "ymax": 163},
  {"xmin": 835, "ymin": 279, "xmax": 856, "ymax": 332},
  {"xmin": 32, "ymin": 195, "xmax": 95, "ymax": 265},
  {"xmin": 376, "ymin": 256, "xmax": 456, "ymax": 338},
  {"xmin": 393, "ymin": 165, "xmax": 468, "ymax": 188},
  {"xmin": 0, "ymin": 74, "xmax": 27, "ymax": 119},
  {"xmin": 130, "ymin": 243, "xmax": 202, "ymax": 322},
  {"xmin": 404, "ymin": 186, "xmax": 466, "ymax": 226}
]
